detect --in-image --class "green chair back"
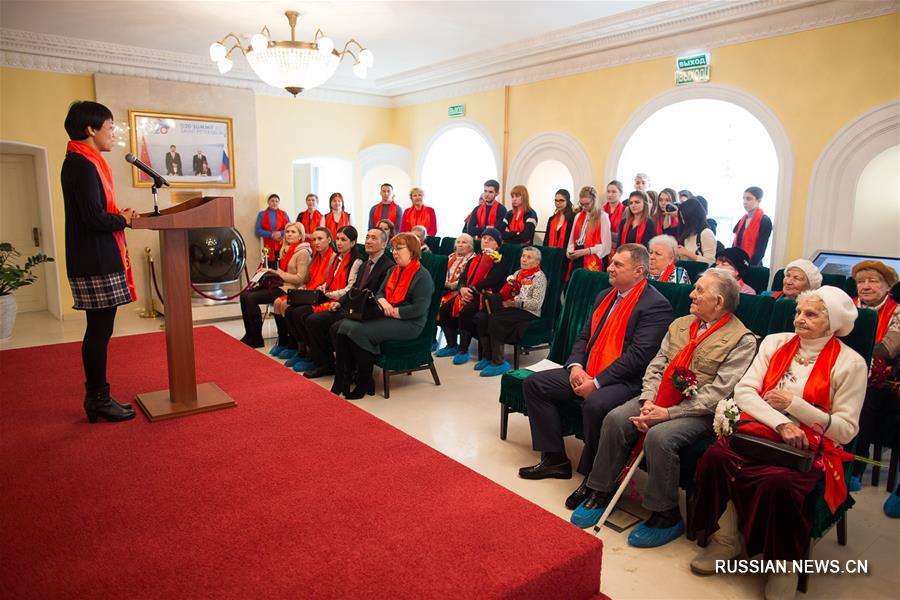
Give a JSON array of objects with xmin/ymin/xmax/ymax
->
[
  {"xmin": 425, "ymin": 236, "xmax": 442, "ymax": 255},
  {"xmin": 648, "ymin": 280, "xmax": 693, "ymax": 318},
  {"xmin": 519, "ymin": 247, "xmax": 565, "ymax": 348},
  {"xmin": 745, "ymin": 266, "xmax": 770, "ymax": 295},
  {"xmin": 677, "ymin": 260, "xmax": 709, "ymax": 284},
  {"xmin": 547, "ymin": 270, "xmax": 611, "ymax": 364},
  {"xmin": 733, "ymin": 293, "xmax": 775, "ymax": 338},
  {"xmin": 500, "ymin": 244, "xmax": 524, "ymax": 274},
  {"xmin": 356, "ymin": 243, "xmax": 366, "ymax": 256},
  {"xmin": 843, "ymin": 278, "xmax": 858, "ymax": 299},
  {"xmin": 438, "ymin": 236, "xmax": 456, "ymax": 255}
]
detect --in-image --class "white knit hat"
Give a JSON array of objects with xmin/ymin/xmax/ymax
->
[
  {"xmin": 804, "ymin": 285, "xmax": 857, "ymax": 337},
  {"xmin": 785, "ymin": 259, "xmax": 823, "ymax": 290}
]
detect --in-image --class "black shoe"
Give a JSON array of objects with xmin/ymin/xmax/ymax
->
[
  {"xmin": 84, "ymin": 386, "xmax": 135, "ymax": 423},
  {"xmin": 345, "ymin": 378, "xmax": 375, "ymax": 400},
  {"xmin": 110, "ymin": 397, "xmax": 133, "ymax": 410},
  {"xmin": 583, "ymin": 489, "xmax": 614, "ymax": 510},
  {"xmin": 240, "ymin": 335, "xmax": 264, "ymax": 349},
  {"xmin": 304, "ymin": 366, "xmax": 335, "ymax": 379},
  {"xmin": 566, "ymin": 477, "xmax": 592, "ymax": 510},
  {"xmin": 518, "ymin": 457, "xmax": 573, "ymax": 480}
]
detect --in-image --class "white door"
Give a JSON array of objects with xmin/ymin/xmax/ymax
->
[{"xmin": 0, "ymin": 153, "xmax": 47, "ymax": 312}]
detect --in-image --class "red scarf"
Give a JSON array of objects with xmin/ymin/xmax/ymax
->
[
  {"xmin": 385, "ymin": 259, "xmax": 421, "ymax": 305},
  {"xmin": 771, "ymin": 291, "xmax": 784, "ymax": 299},
  {"xmin": 738, "ymin": 335, "xmax": 851, "ymax": 513},
  {"xmin": 508, "ymin": 209, "xmax": 525, "ymax": 233},
  {"xmin": 312, "ymin": 253, "xmax": 354, "ymax": 313},
  {"xmin": 452, "ymin": 253, "xmax": 495, "ymax": 317},
  {"xmin": 405, "ymin": 205, "xmax": 433, "ymax": 233},
  {"xmin": 299, "ymin": 209, "xmax": 322, "ymax": 240},
  {"xmin": 376, "ymin": 202, "xmax": 398, "ymax": 226},
  {"xmin": 325, "ymin": 211, "xmax": 349, "ymax": 238},
  {"xmin": 547, "ymin": 212, "xmax": 569, "ymax": 248},
  {"xmin": 658, "ymin": 263, "xmax": 676, "ymax": 282},
  {"xmin": 733, "ymin": 209, "xmax": 764, "ymax": 257},
  {"xmin": 66, "ymin": 141, "xmax": 136, "ymax": 302},
  {"xmin": 278, "ymin": 241, "xmax": 301, "ymax": 272},
  {"xmin": 500, "ymin": 265, "xmax": 541, "ymax": 301},
  {"xmin": 621, "ymin": 216, "xmax": 652, "ymax": 245},
  {"xmin": 655, "ymin": 212, "xmax": 679, "ymax": 233},
  {"xmin": 855, "ymin": 296, "xmax": 898, "ymax": 343},
  {"xmin": 261, "ymin": 208, "xmax": 290, "ymax": 261},
  {"xmin": 605, "ymin": 202, "xmax": 625, "ymax": 234},
  {"xmin": 306, "ymin": 248, "xmax": 335, "ymax": 290},
  {"xmin": 477, "ymin": 202, "xmax": 500, "ymax": 228},
  {"xmin": 571, "ymin": 211, "xmax": 604, "ymax": 272},
  {"xmin": 585, "ymin": 279, "xmax": 647, "ymax": 377},
  {"xmin": 441, "ymin": 253, "xmax": 473, "ymax": 306}
]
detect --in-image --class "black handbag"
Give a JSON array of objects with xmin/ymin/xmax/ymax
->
[
  {"xmin": 344, "ymin": 288, "xmax": 380, "ymax": 321},
  {"xmin": 287, "ymin": 289, "xmax": 326, "ymax": 306},
  {"xmin": 730, "ymin": 433, "xmax": 816, "ymax": 472},
  {"xmin": 252, "ymin": 272, "xmax": 283, "ymax": 290}
]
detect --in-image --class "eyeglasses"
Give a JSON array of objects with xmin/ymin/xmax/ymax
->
[{"xmin": 392, "ymin": 246, "xmax": 407, "ymax": 252}]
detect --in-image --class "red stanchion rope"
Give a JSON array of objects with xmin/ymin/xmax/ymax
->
[{"xmin": 149, "ymin": 261, "xmax": 260, "ymax": 306}]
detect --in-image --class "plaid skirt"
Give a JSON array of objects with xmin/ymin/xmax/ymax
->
[{"xmin": 69, "ymin": 271, "xmax": 133, "ymax": 310}]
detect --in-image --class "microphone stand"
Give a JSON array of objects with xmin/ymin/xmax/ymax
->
[{"xmin": 150, "ymin": 176, "xmax": 166, "ymax": 216}]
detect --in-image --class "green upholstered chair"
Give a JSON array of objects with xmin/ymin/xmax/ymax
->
[
  {"xmin": 745, "ymin": 266, "xmax": 770, "ymax": 295},
  {"xmin": 356, "ymin": 243, "xmax": 366, "ymax": 256},
  {"xmin": 497, "ymin": 269, "xmax": 611, "ymax": 440},
  {"xmin": 375, "ymin": 252, "xmax": 448, "ymax": 398},
  {"xmin": 843, "ymin": 277, "xmax": 858, "ymax": 299},
  {"xmin": 511, "ymin": 247, "xmax": 565, "ymax": 369},
  {"xmin": 425, "ymin": 236, "xmax": 442, "ymax": 255},
  {"xmin": 771, "ymin": 268, "xmax": 847, "ymax": 293},
  {"xmin": 438, "ymin": 236, "xmax": 456, "ymax": 256},
  {"xmin": 676, "ymin": 260, "xmax": 709, "ymax": 284},
  {"xmin": 648, "ymin": 280, "xmax": 693, "ymax": 318},
  {"xmin": 733, "ymin": 293, "xmax": 775, "ymax": 339}
]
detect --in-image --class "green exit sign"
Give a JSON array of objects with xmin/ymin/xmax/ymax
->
[
  {"xmin": 448, "ymin": 104, "xmax": 466, "ymax": 118},
  {"xmin": 677, "ymin": 53, "xmax": 709, "ymax": 69}
]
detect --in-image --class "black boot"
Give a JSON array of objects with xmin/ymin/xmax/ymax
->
[
  {"xmin": 86, "ymin": 382, "xmax": 131, "ymax": 409},
  {"xmin": 345, "ymin": 344, "xmax": 376, "ymax": 400},
  {"xmin": 330, "ymin": 337, "xmax": 352, "ymax": 396},
  {"xmin": 84, "ymin": 385, "xmax": 135, "ymax": 423}
]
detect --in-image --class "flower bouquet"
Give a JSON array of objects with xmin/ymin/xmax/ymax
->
[
  {"xmin": 671, "ymin": 366, "xmax": 699, "ymax": 399},
  {"xmin": 484, "ymin": 248, "xmax": 502, "ymax": 263},
  {"xmin": 713, "ymin": 398, "xmax": 740, "ymax": 438}
]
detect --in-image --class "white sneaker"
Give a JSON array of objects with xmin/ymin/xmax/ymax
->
[{"xmin": 764, "ymin": 573, "xmax": 798, "ymax": 600}]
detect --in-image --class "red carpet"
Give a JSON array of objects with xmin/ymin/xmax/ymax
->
[{"xmin": 1, "ymin": 327, "xmax": 602, "ymax": 598}]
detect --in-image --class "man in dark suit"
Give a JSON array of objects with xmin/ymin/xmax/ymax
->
[
  {"xmin": 165, "ymin": 145, "xmax": 182, "ymax": 176},
  {"xmin": 519, "ymin": 243, "xmax": 672, "ymax": 508},
  {"xmin": 301, "ymin": 228, "xmax": 394, "ymax": 378},
  {"xmin": 192, "ymin": 149, "xmax": 205, "ymax": 175}
]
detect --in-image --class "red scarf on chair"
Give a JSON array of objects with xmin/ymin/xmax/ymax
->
[
  {"xmin": 605, "ymin": 202, "xmax": 625, "ymax": 235},
  {"xmin": 547, "ymin": 213, "xmax": 569, "ymax": 248},
  {"xmin": 375, "ymin": 202, "xmax": 399, "ymax": 226},
  {"xmin": 737, "ymin": 335, "xmax": 852, "ymax": 513},
  {"xmin": 306, "ymin": 248, "xmax": 335, "ymax": 290},
  {"xmin": 452, "ymin": 253, "xmax": 495, "ymax": 316},
  {"xmin": 325, "ymin": 211, "xmax": 349, "ymax": 238},
  {"xmin": 508, "ymin": 209, "xmax": 525, "ymax": 233},
  {"xmin": 66, "ymin": 141, "xmax": 136, "ymax": 302},
  {"xmin": 571, "ymin": 211, "xmax": 604, "ymax": 272},
  {"xmin": 585, "ymin": 279, "xmax": 647, "ymax": 377},
  {"xmin": 278, "ymin": 242, "xmax": 301, "ymax": 271},
  {"xmin": 299, "ymin": 209, "xmax": 323, "ymax": 240},
  {"xmin": 404, "ymin": 205, "xmax": 433, "ymax": 233},
  {"xmin": 733, "ymin": 209, "xmax": 764, "ymax": 257},
  {"xmin": 385, "ymin": 259, "xmax": 421, "ymax": 305},
  {"xmin": 855, "ymin": 296, "xmax": 898, "ymax": 343},
  {"xmin": 500, "ymin": 265, "xmax": 541, "ymax": 301},
  {"xmin": 621, "ymin": 217, "xmax": 653, "ymax": 245},
  {"xmin": 476, "ymin": 202, "xmax": 500, "ymax": 228}
]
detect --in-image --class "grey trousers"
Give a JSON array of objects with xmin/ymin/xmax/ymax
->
[{"xmin": 586, "ymin": 398, "xmax": 713, "ymax": 512}]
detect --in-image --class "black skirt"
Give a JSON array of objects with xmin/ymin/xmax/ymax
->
[{"xmin": 488, "ymin": 308, "xmax": 537, "ymax": 343}]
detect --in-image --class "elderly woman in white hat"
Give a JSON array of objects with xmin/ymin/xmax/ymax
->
[
  {"xmin": 689, "ymin": 286, "xmax": 866, "ymax": 600},
  {"xmin": 764, "ymin": 259, "xmax": 823, "ymax": 300}
]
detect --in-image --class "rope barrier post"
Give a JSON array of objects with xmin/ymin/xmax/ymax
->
[{"xmin": 138, "ymin": 247, "xmax": 161, "ymax": 318}]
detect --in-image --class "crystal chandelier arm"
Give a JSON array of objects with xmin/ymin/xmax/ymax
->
[
  {"xmin": 337, "ymin": 38, "xmax": 366, "ymax": 59},
  {"xmin": 214, "ymin": 33, "xmax": 249, "ymax": 56}
]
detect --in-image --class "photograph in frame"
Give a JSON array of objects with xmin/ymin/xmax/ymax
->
[{"xmin": 128, "ymin": 110, "xmax": 235, "ymax": 188}]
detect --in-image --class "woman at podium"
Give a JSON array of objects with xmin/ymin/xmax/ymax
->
[{"xmin": 61, "ymin": 101, "xmax": 138, "ymax": 423}]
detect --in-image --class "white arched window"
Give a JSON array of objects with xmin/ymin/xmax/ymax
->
[
  {"xmin": 526, "ymin": 160, "xmax": 574, "ymax": 234},
  {"xmin": 358, "ymin": 144, "xmax": 412, "ymax": 226},
  {"xmin": 419, "ymin": 121, "xmax": 499, "ymax": 237},
  {"xmin": 850, "ymin": 145, "xmax": 900, "ymax": 257}
]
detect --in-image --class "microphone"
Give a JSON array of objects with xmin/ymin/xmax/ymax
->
[{"xmin": 125, "ymin": 153, "xmax": 170, "ymax": 187}]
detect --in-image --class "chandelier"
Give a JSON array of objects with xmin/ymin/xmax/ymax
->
[{"xmin": 209, "ymin": 10, "xmax": 374, "ymax": 96}]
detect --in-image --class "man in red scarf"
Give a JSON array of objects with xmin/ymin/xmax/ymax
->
[
  {"xmin": 570, "ymin": 270, "xmax": 756, "ymax": 547},
  {"xmin": 367, "ymin": 183, "xmax": 404, "ymax": 231},
  {"xmin": 731, "ymin": 186, "xmax": 772, "ymax": 266},
  {"xmin": 519, "ymin": 244, "xmax": 672, "ymax": 483},
  {"xmin": 463, "ymin": 179, "xmax": 507, "ymax": 239}
]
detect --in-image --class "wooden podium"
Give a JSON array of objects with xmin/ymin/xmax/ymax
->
[{"xmin": 131, "ymin": 196, "xmax": 237, "ymax": 421}]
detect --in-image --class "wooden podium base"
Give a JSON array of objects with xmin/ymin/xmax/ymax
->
[{"xmin": 136, "ymin": 382, "xmax": 236, "ymax": 422}]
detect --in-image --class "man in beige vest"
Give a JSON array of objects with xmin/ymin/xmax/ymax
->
[{"xmin": 569, "ymin": 269, "xmax": 757, "ymax": 548}]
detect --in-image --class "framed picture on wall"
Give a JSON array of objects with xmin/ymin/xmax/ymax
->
[{"xmin": 128, "ymin": 110, "xmax": 234, "ymax": 188}]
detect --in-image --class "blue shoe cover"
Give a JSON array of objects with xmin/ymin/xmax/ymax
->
[
  {"xmin": 571, "ymin": 498, "xmax": 606, "ymax": 529},
  {"xmin": 480, "ymin": 361, "xmax": 512, "ymax": 377},
  {"xmin": 884, "ymin": 491, "xmax": 900, "ymax": 518},
  {"xmin": 848, "ymin": 476, "xmax": 862, "ymax": 492},
  {"xmin": 268, "ymin": 345, "xmax": 287, "ymax": 356},
  {"xmin": 292, "ymin": 359, "xmax": 315, "ymax": 372},
  {"xmin": 473, "ymin": 359, "xmax": 491, "ymax": 371},
  {"xmin": 435, "ymin": 346, "xmax": 458, "ymax": 358},
  {"xmin": 452, "ymin": 352, "xmax": 470, "ymax": 365},
  {"xmin": 627, "ymin": 520, "xmax": 685, "ymax": 547}
]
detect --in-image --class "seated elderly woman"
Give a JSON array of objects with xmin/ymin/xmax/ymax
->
[
  {"xmin": 333, "ymin": 232, "xmax": 434, "ymax": 399},
  {"xmin": 689, "ymin": 286, "xmax": 866, "ymax": 600},
  {"xmin": 647, "ymin": 235, "xmax": 691, "ymax": 284},
  {"xmin": 715, "ymin": 247, "xmax": 756, "ymax": 295},
  {"xmin": 435, "ymin": 227, "xmax": 508, "ymax": 364},
  {"xmin": 848, "ymin": 260, "xmax": 899, "ymax": 491},
  {"xmin": 440, "ymin": 234, "xmax": 476, "ymax": 305},
  {"xmin": 411, "ymin": 225, "xmax": 432, "ymax": 253},
  {"xmin": 472, "ymin": 246, "xmax": 548, "ymax": 377},
  {"xmin": 763, "ymin": 259, "xmax": 822, "ymax": 300},
  {"xmin": 239, "ymin": 222, "xmax": 311, "ymax": 349}
]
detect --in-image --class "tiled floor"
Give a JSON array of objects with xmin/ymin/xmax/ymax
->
[{"xmin": 3, "ymin": 308, "xmax": 897, "ymax": 599}]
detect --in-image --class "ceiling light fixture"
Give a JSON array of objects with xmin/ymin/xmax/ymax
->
[{"xmin": 209, "ymin": 10, "xmax": 374, "ymax": 97}]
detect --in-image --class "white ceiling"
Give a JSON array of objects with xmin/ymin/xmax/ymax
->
[{"xmin": 0, "ymin": 0, "xmax": 660, "ymax": 91}]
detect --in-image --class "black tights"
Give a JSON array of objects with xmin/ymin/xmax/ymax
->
[{"xmin": 82, "ymin": 307, "xmax": 117, "ymax": 392}]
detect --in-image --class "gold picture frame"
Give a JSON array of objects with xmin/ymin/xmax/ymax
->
[{"xmin": 128, "ymin": 110, "xmax": 235, "ymax": 188}]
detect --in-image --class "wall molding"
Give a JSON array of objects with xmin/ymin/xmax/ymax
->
[
  {"xmin": 1, "ymin": 0, "xmax": 896, "ymax": 107},
  {"xmin": 804, "ymin": 100, "xmax": 900, "ymax": 257},
  {"xmin": 507, "ymin": 132, "xmax": 595, "ymax": 193},
  {"xmin": 605, "ymin": 84, "xmax": 793, "ymax": 270}
]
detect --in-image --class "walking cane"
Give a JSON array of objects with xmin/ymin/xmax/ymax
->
[{"xmin": 593, "ymin": 448, "xmax": 644, "ymax": 535}]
